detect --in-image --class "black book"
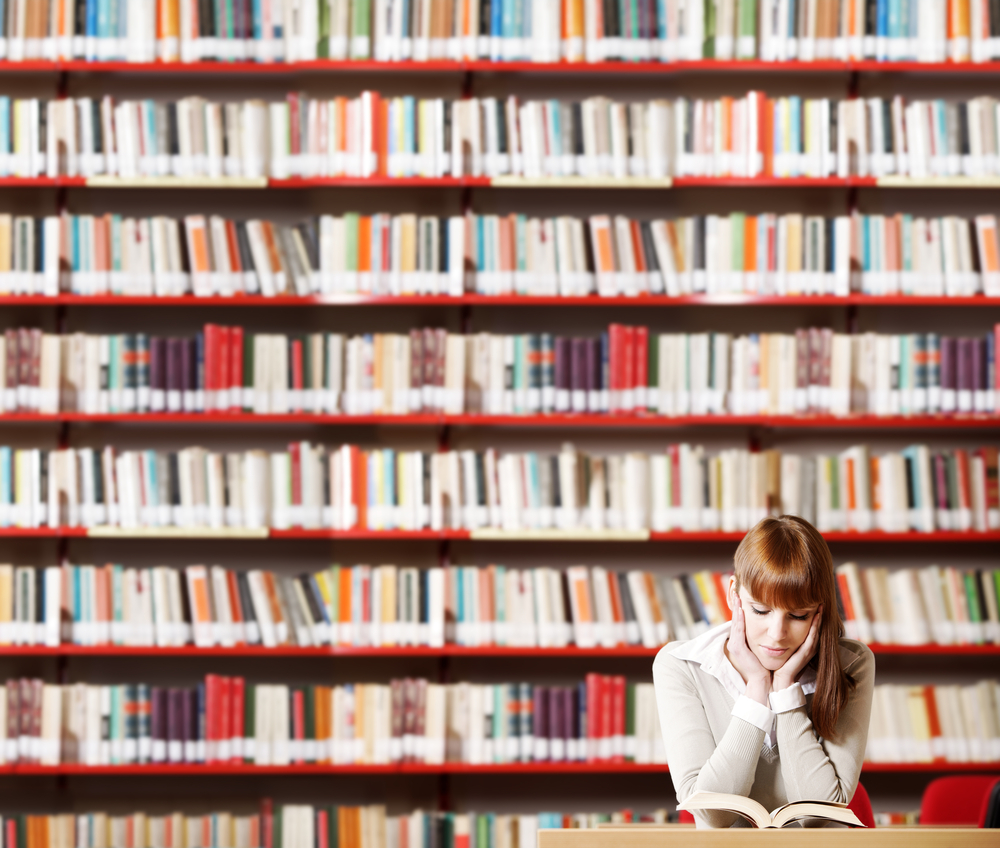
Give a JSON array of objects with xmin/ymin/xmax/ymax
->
[
  {"xmin": 958, "ymin": 102, "xmax": 970, "ymax": 158},
  {"xmin": 167, "ymin": 102, "xmax": 180, "ymax": 157},
  {"xmin": 572, "ymin": 101, "xmax": 584, "ymax": 156},
  {"xmin": 92, "ymin": 450, "xmax": 104, "ymax": 515},
  {"xmin": 479, "ymin": 0, "xmax": 491, "ymax": 37},
  {"xmin": 296, "ymin": 220, "xmax": 320, "ymax": 272},
  {"xmin": 439, "ymin": 217, "xmax": 449, "ymax": 272},
  {"xmin": 34, "ymin": 567, "xmax": 44, "ymax": 630},
  {"xmin": 616, "ymin": 571, "xmax": 637, "ymax": 638},
  {"xmin": 864, "ymin": 0, "xmax": 877, "ymax": 38},
  {"xmin": 639, "ymin": 221, "xmax": 659, "ymax": 274},
  {"xmin": 496, "ymin": 99, "xmax": 508, "ymax": 154},
  {"xmin": 91, "ymin": 99, "xmax": 103, "ymax": 155},
  {"xmin": 475, "ymin": 451, "xmax": 486, "ymax": 509},
  {"xmin": 298, "ymin": 574, "xmax": 327, "ymax": 628},
  {"xmin": 992, "ymin": 0, "xmax": 1000, "ymax": 38},
  {"xmin": 235, "ymin": 571, "xmax": 258, "ymax": 633},
  {"xmin": 881, "ymin": 98, "xmax": 893, "ymax": 156},
  {"xmin": 550, "ymin": 453, "xmax": 561, "ymax": 509},
  {"xmin": 693, "ymin": 216, "xmax": 707, "ymax": 271}
]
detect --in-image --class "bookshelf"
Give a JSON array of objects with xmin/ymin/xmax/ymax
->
[{"xmin": 2, "ymin": 19, "xmax": 1000, "ymax": 838}]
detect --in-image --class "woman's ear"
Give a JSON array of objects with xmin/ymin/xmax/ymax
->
[{"xmin": 726, "ymin": 576, "xmax": 738, "ymax": 612}]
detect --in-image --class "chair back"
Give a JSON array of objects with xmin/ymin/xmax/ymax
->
[
  {"xmin": 848, "ymin": 782, "xmax": 876, "ymax": 828},
  {"xmin": 978, "ymin": 778, "xmax": 1000, "ymax": 828},
  {"xmin": 921, "ymin": 775, "xmax": 1000, "ymax": 826}
]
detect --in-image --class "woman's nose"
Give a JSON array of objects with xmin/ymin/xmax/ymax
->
[{"xmin": 768, "ymin": 615, "xmax": 787, "ymax": 642}]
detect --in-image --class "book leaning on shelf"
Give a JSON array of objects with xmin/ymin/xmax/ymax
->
[
  {"xmin": 8, "ymin": 92, "xmax": 1000, "ymax": 186},
  {"xmin": 0, "ymin": 674, "xmax": 665, "ymax": 766},
  {"xmin": 0, "ymin": 0, "xmax": 994, "ymax": 65},
  {"xmin": 0, "ymin": 804, "xmax": 666, "ymax": 848},
  {"xmin": 0, "ymin": 442, "xmax": 997, "ymax": 534},
  {"xmin": 5, "ymin": 210, "xmax": 1000, "ymax": 300},
  {"xmin": 4, "ymin": 323, "xmax": 998, "ymax": 417},
  {"xmin": 0, "ymin": 562, "xmax": 743, "ymax": 648}
]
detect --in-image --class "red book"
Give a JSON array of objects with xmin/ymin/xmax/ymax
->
[
  {"xmin": 231, "ymin": 676, "xmax": 245, "ymax": 763},
  {"xmin": 292, "ymin": 689, "xmax": 305, "ymax": 763},
  {"xmin": 230, "ymin": 326, "xmax": 244, "ymax": 412},
  {"xmin": 836, "ymin": 573, "xmax": 856, "ymax": 627},
  {"xmin": 611, "ymin": 675, "xmax": 625, "ymax": 763},
  {"xmin": 608, "ymin": 324, "xmax": 623, "ymax": 412},
  {"xmin": 219, "ymin": 676, "xmax": 232, "ymax": 763},
  {"xmin": 288, "ymin": 93, "xmax": 301, "ymax": 157},
  {"xmin": 289, "ymin": 442, "xmax": 302, "ymax": 525},
  {"xmin": 225, "ymin": 220, "xmax": 243, "ymax": 274},
  {"xmin": 261, "ymin": 799, "xmax": 274, "ymax": 848},
  {"xmin": 599, "ymin": 674, "xmax": 612, "ymax": 762},
  {"xmin": 204, "ymin": 674, "xmax": 219, "ymax": 763},
  {"xmin": 763, "ymin": 97, "xmax": 774, "ymax": 176},
  {"xmin": 218, "ymin": 327, "xmax": 231, "ymax": 413},
  {"xmin": 622, "ymin": 326, "xmax": 636, "ymax": 412},
  {"xmin": 585, "ymin": 672, "xmax": 600, "ymax": 762},
  {"xmin": 669, "ymin": 444, "xmax": 681, "ymax": 511},
  {"xmin": 202, "ymin": 324, "xmax": 219, "ymax": 411},
  {"xmin": 605, "ymin": 571, "xmax": 624, "ymax": 646},
  {"xmin": 226, "ymin": 570, "xmax": 245, "ymax": 643},
  {"xmin": 711, "ymin": 572, "xmax": 732, "ymax": 621},
  {"xmin": 291, "ymin": 338, "xmax": 304, "ymax": 412},
  {"xmin": 634, "ymin": 325, "xmax": 648, "ymax": 412},
  {"xmin": 955, "ymin": 449, "xmax": 971, "ymax": 517},
  {"xmin": 318, "ymin": 811, "xmax": 329, "ymax": 848}
]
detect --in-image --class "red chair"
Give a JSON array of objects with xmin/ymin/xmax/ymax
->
[
  {"xmin": 677, "ymin": 783, "xmax": 876, "ymax": 827},
  {"xmin": 920, "ymin": 775, "xmax": 1000, "ymax": 826},
  {"xmin": 848, "ymin": 782, "xmax": 876, "ymax": 828}
]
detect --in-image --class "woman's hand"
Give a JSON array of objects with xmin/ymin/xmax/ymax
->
[
  {"xmin": 771, "ymin": 605, "xmax": 823, "ymax": 693},
  {"xmin": 726, "ymin": 603, "xmax": 772, "ymax": 706}
]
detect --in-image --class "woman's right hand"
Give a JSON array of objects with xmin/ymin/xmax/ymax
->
[{"xmin": 726, "ymin": 603, "xmax": 771, "ymax": 706}]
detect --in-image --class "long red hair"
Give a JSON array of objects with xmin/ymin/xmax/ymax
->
[{"xmin": 733, "ymin": 515, "xmax": 855, "ymax": 740}]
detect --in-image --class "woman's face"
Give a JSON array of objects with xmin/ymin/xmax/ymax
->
[{"xmin": 731, "ymin": 579, "xmax": 820, "ymax": 672}]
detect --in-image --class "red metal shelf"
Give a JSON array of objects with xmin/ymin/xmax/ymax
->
[
  {"xmin": 0, "ymin": 176, "xmax": 85, "ymax": 187},
  {"xmin": 2, "ymin": 412, "xmax": 998, "ymax": 429},
  {"xmin": 1, "ymin": 643, "xmax": 997, "ymax": 658},
  {"xmin": 268, "ymin": 176, "xmax": 489, "ymax": 188},
  {"xmin": 0, "ymin": 294, "xmax": 998, "ymax": 308},
  {"xmin": 4, "ymin": 59, "xmax": 1000, "ymax": 75},
  {"xmin": 1, "ymin": 527, "xmax": 999, "ymax": 541},
  {"xmin": 2, "ymin": 761, "xmax": 997, "ymax": 775}
]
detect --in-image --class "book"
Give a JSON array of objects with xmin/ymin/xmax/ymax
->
[{"xmin": 678, "ymin": 790, "xmax": 865, "ymax": 828}]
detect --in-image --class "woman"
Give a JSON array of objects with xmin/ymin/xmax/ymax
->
[{"xmin": 653, "ymin": 515, "xmax": 875, "ymax": 829}]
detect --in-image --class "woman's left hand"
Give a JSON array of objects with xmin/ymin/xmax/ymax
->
[{"xmin": 771, "ymin": 605, "xmax": 823, "ymax": 692}]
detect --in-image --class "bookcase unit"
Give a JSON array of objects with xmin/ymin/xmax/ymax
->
[{"xmin": 1, "ymin": 51, "xmax": 999, "ymax": 834}]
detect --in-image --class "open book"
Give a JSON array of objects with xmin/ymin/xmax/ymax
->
[{"xmin": 678, "ymin": 791, "xmax": 865, "ymax": 829}]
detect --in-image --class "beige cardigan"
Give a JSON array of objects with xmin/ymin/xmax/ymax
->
[{"xmin": 653, "ymin": 635, "xmax": 875, "ymax": 828}]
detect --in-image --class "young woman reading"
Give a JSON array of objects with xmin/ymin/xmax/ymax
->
[{"xmin": 653, "ymin": 515, "xmax": 875, "ymax": 829}]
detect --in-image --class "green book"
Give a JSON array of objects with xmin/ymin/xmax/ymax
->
[
  {"xmin": 703, "ymin": 0, "xmax": 716, "ymax": 58},
  {"xmin": 274, "ymin": 806, "xmax": 283, "ymax": 848},
  {"xmin": 345, "ymin": 213, "xmax": 359, "ymax": 274},
  {"xmin": 244, "ymin": 684, "xmax": 255, "ymax": 762},
  {"xmin": 304, "ymin": 686, "xmax": 316, "ymax": 760},
  {"xmin": 350, "ymin": 0, "xmax": 371, "ymax": 58},
  {"xmin": 328, "ymin": 806, "xmax": 339, "ymax": 848},
  {"xmin": 624, "ymin": 683, "xmax": 635, "ymax": 761},
  {"xmin": 731, "ymin": 213, "xmax": 745, "ymax": 278},
  {"xmin": 318, "ymin": 0, "xmax": 330, "ymax": 58},
  {"xmin": 829, "ymin": 456, "xmax": 840, "ymax": 514},
  {"xmin": 476, "ymin": 813, "xmax": 489, "ymax": 848},
  {"xmin": 964, "ymin": 571, "xmax": 983, "ymax": 632},
  {"xmin": 737, "ymin": 0, "xmax": 757, "ymax": 58}
]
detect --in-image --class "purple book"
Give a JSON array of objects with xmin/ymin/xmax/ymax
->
[
  {"xmin": 957, "ymin": 338, "xmax": 974, "ymax": 410},
  {"xmin": 570, "ymin": 338, "xmax": 587, "ymax": 412},
  {"xmin": 167, "ymin": 688, "xmax": 184, "ymax": 763},
  {"xmin": 548, "ymin": 687, "xmax": 563, "ymax": 760},
  {"xmin": 973, "ymin": 337, "xmax": 987, "ymax": 396},
  {"xmin": 533, "ymin": 686, "xmax": 548, "ymax": 760},
  {"xmin": 586, "ymin": 338, "xmax": 600, "ymax": 412},
  {"xmin": 149, "ymin": 338, "xmax": 166, "ymax": 411},
  {"xmin": 150, "ymin": 686, "xmax": 166, "ymax": 762},
  {"xmin": 183, "ymin": 687, "xmax": 198, "ymax": 762},
  {"xmin": 554, "ymin": 337, "xmax": 571, "ymax": 412}
]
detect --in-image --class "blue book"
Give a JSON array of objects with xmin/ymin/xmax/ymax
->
[
  {"xmin": 85, "ymin": 0, "xmax": 99, "ymax": 59},
  {"xmin": 490, "ymin": 0, "xmax": 502, "ymax": 55},
  {"xmin": 655, "ymin": 0, "xmax": 668, "ymax": 44},
  {"xmin": 518, "ymin": 0, "xmax": 530, "ymax": 58},
  {"xmin": 456, "ymin": 566, "xmax": 465, "ymax": 639},
  {"xmin": 876, "ymin": 0, "xmax": 888, "ymax": 60},
  {"xmin": 789, "ymin": 97, "xmax": 801, "ymax": 176},
  {"xmin": 501, "ymin": 0, "xmax": 514, "ymax": 57},
  {"xmin": 403, "ymin": 97, "xmax": 415, "ymax": 175},
  {"xmin": 0, "ymin": 447, "xmax": 10, "ymax": 526},
  {"xmin": 887, "ymin": 0, "xmax": 899, "ymax": 55},
  {"xmin": 251, "ymin": 0, "xmax": 263, "ymax": 40},
  {"xmin": 97, "ymin": 0, "xmax": 109, "ymax": 55},
  {"xmin": 0, "ymin": 98, "xmax": 10, "ymax": 175}
]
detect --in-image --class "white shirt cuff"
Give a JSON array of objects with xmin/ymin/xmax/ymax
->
[
  {"xmin": 769, "ymin": 682, "xmax": 807, "ymax": 713},
  {"xmin": 732, "ymin": 694, "xmax": 775, "ymax": 733}
]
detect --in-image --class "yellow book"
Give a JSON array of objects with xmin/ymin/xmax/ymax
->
[{"xmin": 0, "ymin": 565, "xmax": 12, "ymax": 644}]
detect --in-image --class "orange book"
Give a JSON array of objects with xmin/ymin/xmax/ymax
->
[
  {"xmin": 224, "ymin": 220, "xmax": 243, "ymax": 273},
  {"xmin": 605, "ymin": 570, "xmax": 625, "ymax": 643},
  {"xmin": 357, "ymin": 216, "xmax": 372, "ymax": 274},
  {"xmin": 923, "ymin": 686, "xmax": 944, "ymax": 759},
  {"xmin": 260, "ymin": 222, "xmax": 284, "ymax": 281},
  {"xmin": 338, "ymin": 567, "xmax": 352, "ymax": 643},
  {"xmin": 642, "ymin": 572, "xmax": 665, "ymax": 629},
  {"xmin": 377, "ymin": 98, "xmax": 390, "ymax": 176},
  {"xmin": 184, "ymin": 216, "xmax": 211, "ymax": 272},
  {"xmin": 949, "ymin": 0, "xmax": 971, "ymax": 61},
  {"xmin": 870, "ymin": 457, "xmax": 881, "ymax": 514},
  {"xmin": 226, "ymin": 569, "xmax": 245, "ymax": 643},
  {"xmin": 836, "ymin": 572, "xmax": 856, "ymax": 624},
  {"xmin": 185, "ymin": 566, "xmax": 213, "ymax": 646},
  {"xmin": 354, "ymin": 446, "xmax": 368, "ymax": 528},
  {"xmin": 628, "ymin": 220, "xmax": 647, "ymax": 273},
  {"xmin": 261, "ymin": 571, "xmax": 287, "ymax": 641},
  {"xmin": 710, "ymin": 572, "xmax": 732, "ymax": 621},
  {"xmin": 721, "ymin": 97, "xmax": 733, "ymax": 174},
  {"xmin": 845, "ymin": 457, "xmax": 857, "ymax": 512},
  {"xmin": 744, "ymin": 215, "xmax": 757, "ymax": 273}
]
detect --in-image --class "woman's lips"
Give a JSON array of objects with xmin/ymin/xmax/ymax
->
[{"xmin": 761, "ymin": 645, "xmax": 788, "ymax": 656}]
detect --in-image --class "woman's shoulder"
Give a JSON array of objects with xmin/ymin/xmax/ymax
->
[{"xmin": 837, "ymin": 637, "xmax": 875, "ymax": 678}]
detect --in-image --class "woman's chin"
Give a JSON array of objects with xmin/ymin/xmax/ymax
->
[{"xmin": 754, "ymin": 650, "xmax": 791, "ymax": 671}]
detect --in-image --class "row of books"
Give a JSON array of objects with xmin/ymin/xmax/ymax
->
[
  {"xmin": 4, "ymin": 324, "xmax": 998, "ymax": 417},
  {"xmin": 12, "ymin": 91, "xmax": 1000, "ymax": 181},
  {"xmin": 2, "ymin": 442, "xmax": 998, "ymax": 534},
  {"xmin": 4, "ymin": 673, "xmax": 1000, "ymax": 767},
  {"xmin": 866, "ymin": 680, "xmax": 1000, "ymax": 764},
  {"xmin": 0, "ymin": 0, "xmax": 996, "ymax": 65},
  {"xmin": 6, "ymin": 211, "xmax": 1000, "ymax": 301},
  {"xmin": 0, "ymin": 674, "xmax": 665, "ymax": 766},
  {"xmin": 836, "ymin": 563, "xmax": 1000, "ymax": 646},
  {"xmin": 0, "ymin": 805, "xmax": 668, "ymax": 848},
  {"xmin": 5, "ymin": 560, "xmax": 1000, "ymax": 649},
  {"xmin": 0, "ymin": 562, "xmax": 731, "ymax": 648}
]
